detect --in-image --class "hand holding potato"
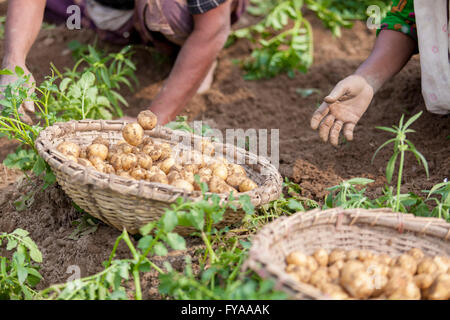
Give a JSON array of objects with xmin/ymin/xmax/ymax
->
[{"xmin": 310, "ymin": 75, "xmax": 374, "ymax": 146}]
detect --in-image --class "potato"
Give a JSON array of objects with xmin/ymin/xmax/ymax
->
[
  {"xmin": 340, "ymin": 261, "xmax": 374, "ymax": 299},
  {"xmin": 286, "ymin": 251, "xmax": 308, "ymax": 267},
  {"xmin": 87, "ymin": 143, "xmax": 108, "ymax": 161},
  {"xmin": 358, "ymin": 250, "xmax": 374, "ymax": 262},
  {"xmin": 137, "ymin": 153, "xmax": 153, "ymax": 170},
  {"xmin": 417, "ymin": 258, "xmax": 438, "ymax": 275},
  {"xmin": 130, "ymin": 167, "xmax": 146, "ymax": 180},
  {"xmin": 286, "ymin": 265, "xmax": 311, "ymax": 283},
  {"xmin": 89, "ymin": 156, "xmax": 104, "ymax": 167},
  {"xmin": 167, "ymin": 171, "xmax": 182, "ymax": 184},
  {"xmin": 57, "ymin": 141, "xmax": 80, "ymax": 158},
  {"xmin": 426, "ymin": 273, "xmax": 450, "ymax": 300},
  {"xmin": 305, "ymin": 256, "xmax": 319, "ymax": 272},
  {"xmin": 171, "ymin": 179, "xmax": 194, "ymax": 192},
  {"xmin": 387, "ymin": 281, "xmax": 421, "ymax": 300},
  {"xmin": 364, "ymin": 260, "xmax": 389, "ymax": 277},
  {"xmin": 193, "ymin": 174, "xmax": 211, "ymax": 191},
  {"xmin": 116, "ymin": 170, "xmax": 131, "ymax": 178},
  {"xmin": 377, "ymin": 254, "xmax": 394, "ymax": 266},
  {"xmin": 313, "ymin": 248, "xmax": 329, "ymax": 267},
  {"xmin": 158, "ymin": 157, "xmax": 175, "ymax": 174},
  {"xmin": 78, "ymin": 158, "xmax": 93, "ymax": 167},
  {"xmin": 345, "ymin": 249, "xmax": 360, "ymax": 261},
  {"xmin": 198, "ymin": 167, "xmax": 213, "ymax": 177},
  {"xmin": 226, "ymin": 173, "xmax": 246, "ymax": 189},
  {"xmin": 79, "ymin": 147, "xmax": 87, "ymax": 159},
  {"xmin": 180, "ymin": 170, "xmax": 195, "ymax": 185},
  {"xmin": 414, "ymin": 273, "xmax": 435, "ymax": 290},
  {"xmin": 329, "ymin": 249, "xmax": 346, "ymax": 265},
  {"xmin": 209, "ymin": 176, "xmax": 237, "ymax": 194},
  {"xmin": 119, "ymin": 143, "xmax": 133, "ymax": 154},
  {"xmin": 228, "ymin": 163, "xmax": 246, "ymax": 177},
  {"xmin": 104, "ymin": 164, "xmax": 115, "ymax": 174},
  {"xmin": 211, "ymin": 163, "xmax": 228, "ymax": 180},
  {"xmin": 110, "ymin": 154, "xmax": 123, "ymax": 171},
  {"xmin": 184, "ymin": 164, "xmax": 199, "ymax": 174},
  {"xmin": 137, "ymin": 110, "xmax": 157, "ymax": 130},
  {"xmin": 169, "ymin": 164, "xmax": 183, "ymax": 173},
  {"xmin": 200, "ymin": 139, "xmax": 215, "ymax": 156},
  {"xmin": 159, "ymin": 145, "xmax": 173, "ymax": 160},
  {"xmin": 142, "ymin": 144, "xmax": 155, "ymax": 155},
  {"xmin": 408, "ymin": 248, "xmax": 425, "ymax": 261},
  {"xmin": 122, "ymin": 123, "xmax": 144, "ymax": 146},
  {"xmin": 309, "ymin": 267, "xmax": 329, "ymax": 287},
  {"xmin": 385, "ymin": 268, "xmax": 413, "ymax": 296},
  {"xmin": 395, "ymin": 254, "xmax": 417, "ymax": 275},
  {"xmin": 142, "ymin": 137, "xmax": 154, "ymax": 146},
  {"xmin": 328, "ymin": 265, "xmax": 340, "ymax": 283},
  {"xmin": 239, "ymin": 178, "xmax": 257, "ymax": 193},
  {"xmin": 433, "ymin": 256, "xmax": 449, "ymax": 274},
  {"xmin": 66, "ymin": 155, "xmax": 78, "ymax": 163},
  {"xmin": 149, "ymin": 173, "xmax": 168, "ymax": 184},
  {"xmin": 320, "ymin": 283, "xmax": 349, "ymax": 300},
  {"xmin": 121, "ymin": 153, "xmax": 138, "ymax": 171},
  {"xmin": 149, "ymin": 148, "xmax": 163, "ymax": 162},
  {"xmin": 92, "ymin": 136, "xmax": 110, "ymax": 148}
]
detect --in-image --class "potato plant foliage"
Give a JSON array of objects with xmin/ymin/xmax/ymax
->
[
  {"xmin": 0, "ymin": 44, "xmax": 137, "ymax": 187},
  {"xmin": 229, "ymin": 0, "xmax": 391, "ymax": 79}
]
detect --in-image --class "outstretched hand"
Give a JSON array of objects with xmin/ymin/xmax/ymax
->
[{"xmin": 310, "ymin": 75, "xmax": 374, "ymax": 146}]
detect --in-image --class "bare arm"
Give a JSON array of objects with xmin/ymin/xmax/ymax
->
[
  {"xmin": 2, "ymin": 0, "xmax": 46, "ymax": 69},
  {"xmin": 354, "ymin": 29, "xmax": 417, "ymax": 92},
  {"xmin": 311, "ymin": 30, "xmax": 417, "ymax": 146},
  {"xmin": 149, "ymin": 1, "xmax": 232, "ymax": 124}
]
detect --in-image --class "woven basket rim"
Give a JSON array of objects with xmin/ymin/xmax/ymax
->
[
  {"xmin": 35, "ymin": 119, "xmax": 283, "ymax": 206},
  {"xmin": 246, "ymin": 207, "xmax": 450, "ymax": 300}
]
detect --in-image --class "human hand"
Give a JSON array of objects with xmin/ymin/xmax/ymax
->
[
  {"xmin": 310, "ymin": 75, "xmax": 374, "ymax": 146},
  {"xmin": 0, "ymin": 62, "xmax": 35, "ymax": 124}
]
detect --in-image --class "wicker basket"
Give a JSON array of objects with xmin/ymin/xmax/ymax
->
[
  {"xmin": 246, "ymin": 208, "xmax": 450, "ymax": 300},
  {"xmin": 35, "ymin": 120, "xmax": 283, "ymax": 235}
]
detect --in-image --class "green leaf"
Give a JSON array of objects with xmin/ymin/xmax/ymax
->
[
  {"xmin": 403, "ymin": 111, "xmax": 422, "ymax": 130},
  {"xmin": 287, "ymin": 198, "xmax": 304, "ymax": 212},
  {"xmin": 15, "ymin": 66, "xmax": 24, "ymax": 77},
  {"xmin": 137, "ymin": 235, "xmax": 153, "ymax": 251},
  {"xmin": 161, "ymin": 210, "xmax": 178, "ymax": 233},
  {"xmin": 346, "ymin": 178, "xmax": 374, "ymax": 185},
  {"xmin": 139, "ymin": 222, "xmax": 155, "ymax": 236},
  {"xmin": 154, "ymin": 242, "xmax": 168, "ymax": 256},
  {"xmin": 79, "ymin": 71, "xmax": 96, "ymax": 89},
  {"xmin": 32, "ymin": 156, "xmax": 46, "ymax": 176},
  {"xmin": 166, "ymin": 233, "xmax": 186, "ymax": 250},
  {"xmin": 59, "ymin": 78, "xmax": 72, "ymax": 92},
  {"xmin": 386, "ymin": 151, "xmax": 399, "ymax": 184},
  {"xmin": 372, "ymin": 138, "xmax": 396, "ymax": 164}
]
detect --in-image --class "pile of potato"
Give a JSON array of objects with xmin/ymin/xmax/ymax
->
[
  {"xmin": 56, "ymin": 110, "xmax": 258, "ymax": 194},
  {"xmin": 285, "ymin": 248, "xmax": 450, "ymax": 300}
]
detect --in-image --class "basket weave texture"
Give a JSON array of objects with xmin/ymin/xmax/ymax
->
[
  {"xmin": 35, "ymin": 120, "xmax": 283, "ymax": 235},
  {"xmin": 246, "ymin": 208, "xmax": 450, "ymax": 299}
]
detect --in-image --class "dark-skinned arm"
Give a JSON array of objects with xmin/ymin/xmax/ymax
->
[
  {"xmin": 149, "ymin": 0, "xmax": 232, "ymax": 125},
  {"xmin": 310, "ymin": 30, "xmax": 417, "ymax": 146}
]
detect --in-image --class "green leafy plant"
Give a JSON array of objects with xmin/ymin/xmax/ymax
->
[
  {"xmin": 0, "ymin": 229, "xmax": 43, "ymax": 300},
  {"xmin": 372, "ymin": 112, "xmax": 429, "ymax": 212},
  {"xmin": 229, "ymin": 0, "xmax": 391, "ymax": 79},
  {"xmin": 323, "ymin": 177, "xmax": 376, "ymax": 209}
]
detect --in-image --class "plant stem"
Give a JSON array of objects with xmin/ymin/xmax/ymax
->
[{"xmin": 395, "ymin": 146, "xmax": 405, "ymax": 212}]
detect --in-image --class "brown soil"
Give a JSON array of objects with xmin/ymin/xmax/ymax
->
[{"xmin": 0, "ymin": 2, "xmax": 449, "ymax": 297}]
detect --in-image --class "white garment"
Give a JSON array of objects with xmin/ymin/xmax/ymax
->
[
  {"xmin": 85, "ymin": 0, "xmax": 134, "ymax": 32},
  {"xmin": 414, "ymin": 0, "xmax": 450, "ymax": 114}
]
